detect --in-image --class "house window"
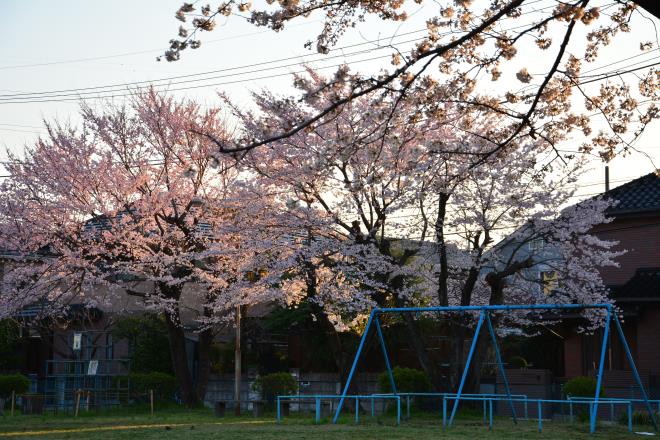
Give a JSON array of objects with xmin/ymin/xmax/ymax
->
[
  {"xmin": 541, "ymin": 271, "xmax": 559, "ymax": 295},
  {"xmin": 528, "ymin": 237, "xmax": 545, "ymax": 252}
]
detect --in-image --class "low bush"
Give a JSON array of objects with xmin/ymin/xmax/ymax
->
[
  {"xmin": 563, "ymin": 376, "xmax": 606, "ymax": 423},
  {"xmin": 508, "ymin": 356, "xmax": 528, "ymax": 369},
  {"xmin": 377, "ymin": 367, "xmax": 435, "ymax": 412},
  {"xmin": 252, "ymin": 372, "xmax": 297, "ymax": 403},
  {"xmin": 127, "ymin": 372, "xmax": 177, "ymax": 401},
  {"xmin": 377, "ymin": 367, "xmax": 432, "ymax": 393},
  {"xmin": 563, "ymin": 376, "xmax": 604, "ymax": 398},
  {"xmin": 0, "ymin": 374, "xmax": 30, "ymax": 398}
]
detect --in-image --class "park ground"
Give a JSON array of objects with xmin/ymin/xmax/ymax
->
[{"xmin": 0, "ymin": 408, "xmax": 654, "ymax": 439}]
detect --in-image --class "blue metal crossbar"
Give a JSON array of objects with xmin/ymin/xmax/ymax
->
[
  {"xmin": 331, "ymin": 303, "xmax": 657, "ymax": 433},
  {"xmin": 375, "ymin": 304, "xmax": 612, "ymax": 312},
  {"xmin": 441, "ymin": 395, "xmax": 640, "ymax": 433},
  {"xmin": 371, "ymin": 392, "xmax": 528, "ymax": 420},
  {"xmin": 276, "ymin": 394, "xmax": 401, "ymax": 425},
  {"xmin": 568, "ymin": 396, "xmax": 660, "ymax": 422},
  {"xmin": 569, "ymin": 396, "xmax": 660, "ymax": 409}
]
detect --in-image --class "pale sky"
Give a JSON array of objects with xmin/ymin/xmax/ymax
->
[{"xmin": 1, "ymin": 0, "xmax": 659, "ymax": 200}]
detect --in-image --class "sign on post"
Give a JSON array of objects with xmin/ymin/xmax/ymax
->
[{"xmin": 87, "ymin": 360, "xmax": 98, "ymax": 376}]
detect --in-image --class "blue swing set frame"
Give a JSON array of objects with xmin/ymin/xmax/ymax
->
[{"xmin": 331, "ymin": 303, "xmax": 657, "ymax": 433}]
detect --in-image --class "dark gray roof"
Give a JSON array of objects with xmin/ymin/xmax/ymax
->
[{"xmin": 605, "ymin": 172, "xmax": 660, "ymax": 216}]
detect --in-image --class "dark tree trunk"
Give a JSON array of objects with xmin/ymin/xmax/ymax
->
[
  {"xmin": 195, "ymin": 327, "xmax": 213, "ymax": 404},
  {"xmin": 465, "ymin": 328, "xmax": 488, "ymax": 396},
  {"xmin": 446, "ymin": 266, "xmax": 481, "ymax": 392},
  {"xmin": 387, "ymin": 268, "xmax": 446, "ymax": 391},
  {"xmin": 463, "ymin": 288, "xmax": 510, "ymax": 397},
  {"xmin": 435, "ymin": 192, "xmax": 451, "ymax": 307},
  {"xmin": 465, "ymin": 271, "xmax": 513, "ymax": 394},
  {"xmin": 460, "ymin": 267, "xmax": 480, "ymax": 306},
  {"xmin": 157, "ymin": 280, "xmax": 203, "ymax": 407},
  {"xmin": 487, "ymin": 275, "xmax": 506, "ymax": 306},
  {"xmin": 164, "ymin": 311, "xmax": 199, "ymax": 407},
  {"xmin": 304, "ymin": 256, "xmax": 351, "ymax": 388},
  {"xmin": 401, "ymin": 313, "xmax": 448, "ymax": 391},
  {"xmin": 463, "ymin": 278, "xmax": 510, "ymax": 395},
  {"xmin": 317, "ymin": 307, "xmax": 350, "ymax": 387},
  {"xmin": 448, "ymin": 320, "xmax": 489, "ymax": 395},
  {"xmin": 457, "ymin": 260, "xmax": 534, "ymax": 395},
  {"xmin": 449, "ymin": 323, "xmax": 466, "ymax": 391}
]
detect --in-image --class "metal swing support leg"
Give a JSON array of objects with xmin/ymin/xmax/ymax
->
[
  {"xmin": 485, "ymin": 312, "xmax": 517, "ymax": 424},
  {"xmin": 332, "ymin": 310, "xmax": 376, "ymax": 424},
  {"xmin": 375, "ymin": 315, "xmax": 397, "ymax": 395},
  {"xmin": 590, "ymin": 307, "xmax": 611, "ymax": 433},
  {"xmin": 448, "ymin": 310, "xmax": 485, "ymax": 427},
  {"xmin": 612, "ymin": 312, "xmax": 657, "ymax": 431}
]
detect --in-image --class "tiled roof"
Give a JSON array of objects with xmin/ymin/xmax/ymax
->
[
  {"xmin": 611, "ymin": 268, "xmax": 660, "ymax": 301},
  {"xmin": 604, "ymin": 173, "xmax": 660, "ymax": 215},
  {"xmin": 84, "ymin": 212, "xmax": 214, "ymax": 238}
]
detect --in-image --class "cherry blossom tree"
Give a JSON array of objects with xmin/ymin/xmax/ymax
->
[
  {"xmin": 227, "ymin": 68, "xmax": 622, "ymax": 390},
  {"xmin": 418, "ymin": 145, "xmax": 623, "ymax": 389},
  {"xmin": 221, "ymin": 68, "xmax": 459, "ymax": 385},
  {"xmin": 166, "ymin": 1, "xmax": 658, "ymax": 165},
  {"xmin": 0, "ymin": 90, "xmax": 286, "ymax": 406}
]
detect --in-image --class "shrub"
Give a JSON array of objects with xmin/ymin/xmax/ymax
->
[
  {"xmin": 252, "ymin": 372, "xmax": 297, "ymax": 403},
  {"xmin": 0, "ymin": 320, "xmax": 21, "ymax": 372},
  {"xmin": 377, "ymin": 367, "xmax": 432, "ymax": 393},
  {"xmin": 112, "ymin": 315, "xmax": 172, "ymax": 374},
  {"xmin": 127, "ymin": 372, "xmax": 177, "ymax": 401},
  {"xmin": 508, "ymin": 356, "xmax": 528, "ymax": 369},
  {"xmin": 563, "ymin": 376, "xmax": 605, "ymax": 423},
  {"xmin": 563, "ymin": 376, "xmax": 604, "ymax": 398},
  {"xmin": 618, "ymin": 410, "xmax": 660, "ymax": 426},
  {"xmin": 0, "ymin": 374, "xmax": 30, "ymax": 398}
]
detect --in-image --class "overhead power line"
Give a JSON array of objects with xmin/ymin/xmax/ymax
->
[
  {"xmin": 0, "ymin": 0, "xmax": 554, "ymax": 73},
  {"xmin": 0, "ymin": 53, "xmax": 399, "ymax": 105},
  {"xmin": 580, "ymin": 49, "xmax": 660, "ymax": 76},
  {"xmin": 0, "ymin": 40, "xmax": 425, "ymax": 102},
  {"xmin": 0, "ymin": 31, "xmax": 428, "ymax": 99},
  {"xmin": 404, "ymin": 218, "xmax": 660, "ymax": 242},
  {"xmin": 0, "ymin": 53, "xmax": 656, "ymax": 106},
  {"xmin": 0, "ymin": 0, "xmax": 600, "ymax": 102}
]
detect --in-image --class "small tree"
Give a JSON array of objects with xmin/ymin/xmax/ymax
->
[
  {"xmin": 112, "ymin": 315, "xmax": 173, "ymax": 374},
  {"xmin": 252, "ymin": 372, "xmax": 298, "ymax": 403},
  {"xmin": 0, "ymin": 320, "xmax": 21, "ymax": 373},
  {"xmin": 563, "ymin": 376, "xmax": 604, "ymax": 398},
  {"xmin": 0, "ymin": 374, "xmax": 30, "ymax": 398},
  {"xmin": 377, "ymin": 367, "xmax": 432, "ymax": 393}
]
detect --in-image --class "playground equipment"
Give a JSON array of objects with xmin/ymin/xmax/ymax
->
[
  {"xmin": 331, "ymin": 303, "xmax": 657, "ymax": 433},
  {"xmin": 276, "ymin": 394, "xmax": 401, "ymax": 424},
  {"xmin": 275, "ymin": 391, "xmax": 660, "ymax": 433}
]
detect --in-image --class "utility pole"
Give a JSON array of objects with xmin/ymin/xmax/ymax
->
[
  {"xmin": 234, "ymin": 305, "xmax": 241, "ymax": 416},
  {"xmin": 605, "ymin": 165, "xmax": 610, "ymax": 192}
]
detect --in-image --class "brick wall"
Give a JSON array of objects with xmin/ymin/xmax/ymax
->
[
  {"xmin": 495, "ymin": 369, "xmax": 554, "ymax": 417},
  {"xmin": 636, "ymin": 307, "xmax": 660, "ymax": 376},
  {"xmin": 562, "ymin": 215, "xmax": 660, "ymax": 379},
  {"xmin": 591, "ymin": 215, "xmax": 660, "ymax": 285},
  {"xmin": 564, "ymin": 335, "xmax": 582, "ymax": 378}
]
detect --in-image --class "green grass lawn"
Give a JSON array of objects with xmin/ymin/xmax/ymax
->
[{"xmin": 0, "ymin": 408, "xmax": 653, "ymax": 439}]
